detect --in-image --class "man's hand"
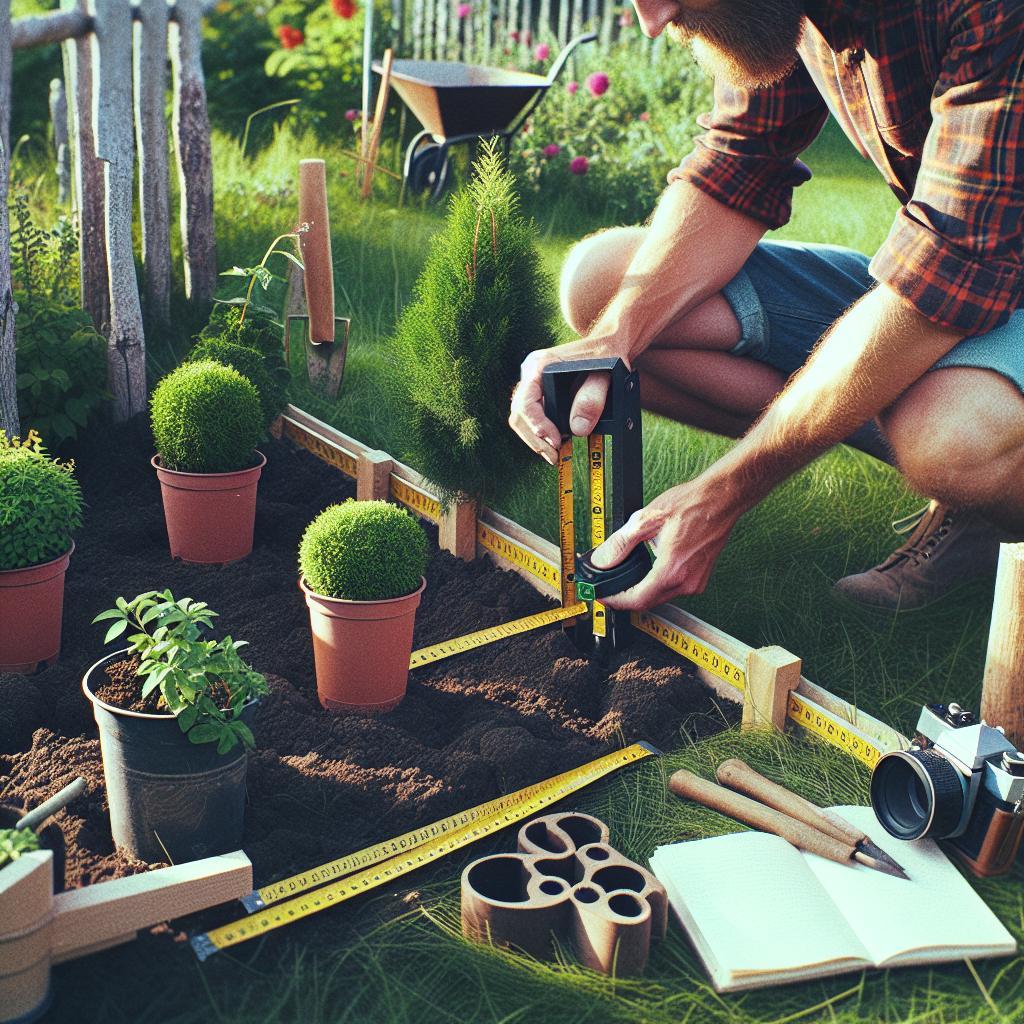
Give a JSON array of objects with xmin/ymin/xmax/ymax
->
[
  {"xmin": 591, "ymin": 477, "xmax": 743, "ymax": 610},
  {"xmin": 508, "ymin": 339, "xmax": 624, "ymax": 464}
]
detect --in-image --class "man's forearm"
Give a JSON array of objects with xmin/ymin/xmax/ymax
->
[
  {"xmin": 593, "ymin": 181, "xmax": 766, "ymax": 361},
  {"xmin": 708, "ymin": 283, "xmax": 964, "ymax": 509}
]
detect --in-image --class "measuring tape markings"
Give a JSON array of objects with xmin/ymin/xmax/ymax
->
[
  {"xmin": 588, "ymin": 434, "xmax": 607, "ymax": 639},
  {"xmin": 390, "ymin": 477, "xmax": 442, "ymax": 524},
  {"xmin": 557, "ymin": 438, "xmax": 576, "ymax": 608},
  {"xmin": 192, "ymin": 743, "xmax": 657, "ymax": 960},
  {"xmin": 476, "ymin": 521, "xmax": 561, "ymax": 593},
  {"xmin": 284, "ymin": 419, "xmax": 358, "ymax": 478},
  {"xmin": 409, "ymin": 603, "xmax": 587, "ymax": 668},
  {"xmin": 787, "ymin": 692, "xmax": 883, "ymax": 769},
  {"xmin": 632, "ymin": 612, "xmax": 747, "ymax": 692}
]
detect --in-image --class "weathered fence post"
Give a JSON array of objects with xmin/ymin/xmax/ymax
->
[
  {"xmin": 91, "ymin": 0, "xmax": 147, "ymax": 420},
  {"xmin": 981, "ymin": 543, "xmax": 1024, "ymax": 748},
  {"xmin": 0, "ymin": 0, "xmax": 19, "ymax": 438},
  {"xmin": 49, "ymin": 78, "xmax": 71, "ymax": 204},
  {"xmin": 170, "ymin": 0, "xmax": 216, "ymax": 305},
  {"xmin": 411, "ymin": 0, "xmax": 424, "ymax": 58},
  {"xmin": 61, "ymin": 0, "xmax": 109, "ymax": 334},
  {"xmin": 134, "ymin": 0, "xmax": 171, "ymax": 326},
  {"xmin": 556, "ymin": 0, "xmax": 569, "ymax": 48}
]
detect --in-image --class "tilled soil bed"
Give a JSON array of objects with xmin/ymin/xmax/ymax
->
[{"xmin": 0, "ymin": 419, "xmax": 736, "ymax": 954}]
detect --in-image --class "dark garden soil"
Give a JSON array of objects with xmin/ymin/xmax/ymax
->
[{"xmin": 0, "ymin": 418, "xmax": 737, "ymax": 963}]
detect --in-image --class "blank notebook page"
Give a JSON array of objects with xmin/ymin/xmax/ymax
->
[{"xmin": 651, "ymin": 830, "xmax": 868, "ymax": 979}]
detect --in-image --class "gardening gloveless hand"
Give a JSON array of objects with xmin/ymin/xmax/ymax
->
[
  {"xmin": 508, "ymin": 340, "xmax": 626, "ymax": 464},
  {"xmin": 588, "ymin": 477, "xmax": 742, "ymax": 610}
]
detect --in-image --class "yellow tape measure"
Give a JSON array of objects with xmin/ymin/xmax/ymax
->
[
  {"xmin": 787, "ymin": 692, "xmax": 883, "ymax": 769},
  {"xmin": 390, "ymin": 477, "xmax": 442, "ymax": 524},
  {"xmin": 588, "ymin": 434, "xmax": 607, "ymax": 639},
  {"xmin": 476, "ymin": 521, "xmax": 560, "ymax": 592},
  {"xmin": 631, "ymin": 612, "xmax": 747, "ymax": 691},
  {"xmin": 191, "ymin": 743, "xmax": 658, "ymax": 960},
  {"xmin": 409, "ymin": 603, "xmax": 586, "ymax": 668},
  {"xmin": 284, "ymin": 420, "xmax": 357, "ymax": 478},
  {"xmin": 557, "ymin": 438, "xmax": 577, "ymax": 608}
]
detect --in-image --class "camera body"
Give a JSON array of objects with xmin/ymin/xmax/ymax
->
[{"xmin": 870, "ymin": 703, "xmax": 1024, "ymax": 877}]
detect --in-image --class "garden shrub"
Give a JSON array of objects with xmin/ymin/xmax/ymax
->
[
  {"xmin": 390, "ymin": 141, "xmax": 555, "ymax": 507},
  {"xmin": 150, "ymin": 361, "xmax": 263, "ymax": 474},
  {"xmin": 0, "ymin": 430, "xmax": 83, "ymax": 571},
  {"xmin": 299, "ymin": 500, "xmax": 428, "ymax": 601},
  {"xmin": 187, "ymin": 337, "xmax": 287, "ymax": 428},
  {"xmin": 198, "ymin": 304, "xmax": 289, "ymax": 371}
]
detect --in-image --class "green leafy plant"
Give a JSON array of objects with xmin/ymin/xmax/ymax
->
[
  {"xmin": 390, "ymin": 140, "xmax": 555, "ymax": 507},
  {"xmin": 16, "ymin": 295, "xmax": 108, "ymax": 447},
  {"xmin": 0, "ymin": 430, "xmax": 82, "ymax": 571},
  {"xmin": 198, "ymin": 304, "xmax": 288, "ymax": 363},
  {"xmin": 150, "ymin": 360, "xmax": 263, "ymax": 474},
  {"xmin": 9, "ymin": 186, "xmax": 79, "ymax": 305},
  {"xmin": 93, "ymin": 591, "xmax": 269, "ymax": 753},
  {"xmin": 0, "ymin": 827, "xmax": 40, "ymax": 871},
  {"xmin": 299, "ymin": 500, "xmax": 428, "ymax": 601},
  {"xmin": 218, "ymin": 230, "xmax": 304, "ymax": 325},
  {"xmin": 187, "ymin": 337, "xmax": 288, "ymax": 428}
]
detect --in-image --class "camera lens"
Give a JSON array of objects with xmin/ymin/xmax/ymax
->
[{"xmin": 870, "ymin": 749, "xmax": 967, "ymax": 840}]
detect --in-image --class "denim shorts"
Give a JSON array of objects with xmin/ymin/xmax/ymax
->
[{"xmin": 722, "ymin": 240, "xmax": 1024, "ymax": 390}]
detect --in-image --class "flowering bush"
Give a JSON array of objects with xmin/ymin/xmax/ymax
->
[
  {"xmin": 277, "ymin": 24, "xmax": 304, "ymax": 49},
  {"xmin": 586, "ymin": 72, "xmax": 610, "ymax": 97}
]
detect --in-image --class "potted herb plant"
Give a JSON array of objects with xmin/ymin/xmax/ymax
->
[
  {"xmin": 299, "ymin": 500, "xmax": 428, "ymax": 712},
  {"xmin": 0, "ymin": 430, "xmax": 82, "ymax": 673},
  {"xmin": 150, "ymin": 360, "xmax": 264, "ymax": 564},
  {"xmin": 82, "ymin": 590, "xmax": 268, "ymax": 863}
]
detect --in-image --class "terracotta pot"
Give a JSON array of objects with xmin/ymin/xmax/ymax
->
[
  {"xmin": 82, "ymin": 649, "xmax": 257, "ymax": 864},
  {"xmin": 152, "ymin": 452, "xmax": 265, "ymax": 565},
  {"xmin": 300, "ymin": 576, "xmax": 425, "ymax": 712},
  {"xmin": 0, "ymin": 545, "xmax": 73, "ymax": 674}
]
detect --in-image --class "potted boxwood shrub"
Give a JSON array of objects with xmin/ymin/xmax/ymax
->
[
  {"xmin": 82, "ymin": 590, "xmax": 268, "ymax": 863},
  {"xmin": 0, "ymin": 430, "xmax": 82, "ymax": 673},
  {"xmin": 299, "ymin": 500, "xmax": 428, "ymax": 712},
  {"xmin": 150, "ymin": 360, "xmax": 264, "ymax": 564}
]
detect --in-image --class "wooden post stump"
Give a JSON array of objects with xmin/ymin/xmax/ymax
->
[
  {"xmin": 357, "ymin": 450, "xmax": 394, "ymax": 501},
  {"xmin": 439, "ymin": 499, "xmax": 478, "ymax": 562},
  {"xmin": 48, "ymin": 78, "xmax": 70, "ymax": 204},
  {"xmin": 742, "ymin": 645, "xmax": 802, "ymax": 732},
  {"xmin": 981, "ymin": 542, "xmax": 1024, "ymax": 746}
]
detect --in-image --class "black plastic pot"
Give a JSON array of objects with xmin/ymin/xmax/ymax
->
[
  {"xmin": 0, "ymin": 806, "xmax": 65, "ymax": 893},
  {"xmin": 82, "ymin": 649, "xmax": 257, "ymax": 864}
]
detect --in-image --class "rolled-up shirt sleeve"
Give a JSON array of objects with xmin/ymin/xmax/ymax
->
[
  {"xmin": 869, "ymin": 5, "xmax": 1024, "ymax": 335},
  {"xmin": 669, "ymin": 62, "xmax": 829, "ymax": 229}
]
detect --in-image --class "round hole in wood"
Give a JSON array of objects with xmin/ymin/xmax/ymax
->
[
  {"xmin": 585, "ymin": 846, "xmax": 610, "ymax": 860},
  {"xmin": 608, "ymin": 893, "xmax": 643, "ymax": 918},
  {"xmin": 465, "ymin": 856, "xmax": 531, "ymax": 903},
  {"xmin": 523, "ymin": 821, "xmax": 567, "ymax": 853},
  {"xmin": 558, "ymin": 815, "xmax": 604, "ymax": 849},
  {"xmin": 539, "ymin": 879, "xmax": 564, "ymax": 896},
  {"xmin": 592, "ymin": 865, "xmax": 645, "ymax": 893},
  {"xmin": 574, "ymin": 885, "xmax": 600, "ymax": 903}
]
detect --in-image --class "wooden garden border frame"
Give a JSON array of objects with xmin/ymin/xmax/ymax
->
[{"xmin": 277, "ymin": 404, "xmax": 910, "ymax": 770}]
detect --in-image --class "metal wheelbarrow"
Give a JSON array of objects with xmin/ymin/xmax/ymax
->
[{"xmin": 375, "ymin": 31, "xmax": 597, "ymax": 201}]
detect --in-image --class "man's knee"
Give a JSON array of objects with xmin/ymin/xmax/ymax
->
[
  {"xmin": 883, "ymin": 369, "xmax": 1024, "ymax": 507},
  {"xmin": 560, "ymin": 225, "xmax": 645, "ymax": 335}
]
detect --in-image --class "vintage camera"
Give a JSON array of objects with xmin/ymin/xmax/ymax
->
[{"xmin": 870, "ymin": 703, "xmax": 1024, "ymax": 877}]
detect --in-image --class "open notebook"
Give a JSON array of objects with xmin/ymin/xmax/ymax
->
[{"xmin": 649, "ymin": 805, "xmax": 1016, "ymax": 993}]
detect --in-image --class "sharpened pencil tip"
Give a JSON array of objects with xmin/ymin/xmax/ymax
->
[{"xmin": 854, "ymin": 850, "xmax": 911, "ymax": 879}]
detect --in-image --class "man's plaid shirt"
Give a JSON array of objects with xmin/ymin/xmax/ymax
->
[{"xmin": 672, "ymin": 0, "xmax": 1023, "ymax": 336}]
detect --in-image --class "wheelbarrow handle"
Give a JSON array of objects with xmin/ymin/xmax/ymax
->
[{"xmin": 547, "ymin": 31, "xmax": 599, "ymax": 85}]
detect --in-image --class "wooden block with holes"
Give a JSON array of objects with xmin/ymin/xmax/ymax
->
[{"xmin": 742, "ymin": 645, "xmax": 802, "ymax": 732}]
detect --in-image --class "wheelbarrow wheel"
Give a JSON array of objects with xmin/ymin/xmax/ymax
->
[{"xmin": 408, "ymin": 141, "xmax": 451, "ymax": 200}]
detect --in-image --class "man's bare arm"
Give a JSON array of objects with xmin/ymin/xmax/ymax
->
[
  {"xmin": 596, "ymin": 283, "xmax": 965, "ymax": 610},
  {"xmin": 508, "ymin": 180, "xmax": 765, "ymax": 464}
]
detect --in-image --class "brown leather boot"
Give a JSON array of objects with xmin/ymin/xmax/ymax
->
[{"xmin": 832, "ymin": 501, "xmax": 1012, "ymax": 611}]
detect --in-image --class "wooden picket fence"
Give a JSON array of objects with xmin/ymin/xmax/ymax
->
[{"xmin": 0, "ymin": 0, "xmax": 217, "ymax": 436}]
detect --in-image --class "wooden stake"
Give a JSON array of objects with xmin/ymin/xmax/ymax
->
[
  {"xmin": 440, "ymin": 499, "xmax": 478, "ymax": 562},
  {"xmin": 360, "ymin": 48, "xmax": 393, "ymax": 201},
  {"xmin": 134, "ymin": 0, "xmax": 172, "ymax": 326},
  {"xmin": 981, "ymin": 542, "xmax": 1024, "ymax": 747},
  {"xmin": 49, "ymin": 78, "xmax": 70, "ymax": 204},
  {"xmin": 0, "ymin": 0, "xmax": 18, "ymax": 438},
  {"xmin": 92, "ymin": 0, "xmax": 148, "ymax": 421},
  {"xmin": 170, "ymin": 0, "xmax": 217, "ymax": 305},
  {"xmin": 297, "ymin": 159, "xmax": 335, "ymax": 344},
  {"xmin": 743, "ymin": 645, "xmax": 801, "ymax": 732},
  {"xmin": 357, "ymin": 450, "xmax": 394, "ymax": 501}
]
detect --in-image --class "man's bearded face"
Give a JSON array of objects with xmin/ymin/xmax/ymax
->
[{"xmin": 667, "ymin": 0, "xmax": 806, "ymax": 90}]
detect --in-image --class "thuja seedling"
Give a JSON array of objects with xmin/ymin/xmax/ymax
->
[
  {"xmin": 0, "ymin": 827, "xmax": 40, "ymax": 871},
  {"xmin": 93, "ymin": 591, "xmax": 268, "ymax": 754}
]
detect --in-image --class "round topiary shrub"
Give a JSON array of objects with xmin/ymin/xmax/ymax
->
[
  {"xmin": 0, "ymin": 430, "xmax": 82, "ymax": 571},
  {"xmin": 150, "ymin": 360, "xmax": 262, "ymax": 474},
  {"xmin": 187, "ymin": 338, "xmax": 287, "ymax": 428},
  {"xmin": 299, "ymin": 500, "xmax": 428, "ymax": 601}
]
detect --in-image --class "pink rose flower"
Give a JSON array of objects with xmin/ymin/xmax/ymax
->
[
  {"xmin": 570, "ymin": 155, "xmax": 589, "ymax": 175},
  {"xmin": 344, "ymin": 108, "xmax": 358, "ymax": 121},
  {"xmin": 586, "ymin": 72, "xmax": 609, "ymax": 97},
  {"xmin": 456, "ymin": 2, "xmax": 471, "ymax": 18},
  {"xmin": 639, "ymin": 111, "xmax": 650, "ymax": 121},
  {"xmin": 534, "ymin": 43, "xmax": 550, "ymax": 61},
  {"xmin": 566, "ymin": 80, "xmax": 579, "ymax": 94},
  {"xmin": 543, "ymin": 143, "xmax": 560, "ymax": 157}
]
